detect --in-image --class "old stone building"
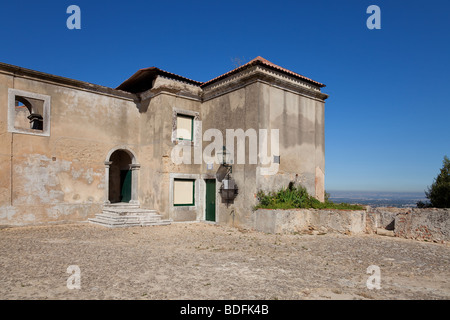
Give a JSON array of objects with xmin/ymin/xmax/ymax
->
[{"xmin": 0, "ymin": 57, "xmax": 328, "ymax": 227}]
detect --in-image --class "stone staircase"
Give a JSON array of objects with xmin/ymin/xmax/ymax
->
[{"xmin": 88, "ymin": 203, "xmax": 171, "ymax": 228}]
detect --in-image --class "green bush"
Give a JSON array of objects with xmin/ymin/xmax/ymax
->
[
  {"xmin": 255, "ymin": 183, "xmax": 364, "ymax": 210},
  {"xmin": 425, "ymin": 156, "xmax": 450, "ymax": 208},
  {"xmin": 416, "ymin": 156, "xmax": 450, "ymax": 208}
]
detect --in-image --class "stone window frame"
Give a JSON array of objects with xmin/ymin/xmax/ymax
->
[
  {"xmin": 172, "ymin": 178, "xmax": 196, "ymax": 207},
  {"xmin": 171, "ymin": 108, "xmax": 200, "ymax": 146},
  {"xmin": 169, "ymin": 173, "xmax": 200, "ymax": 209},
  {"xmin": 8, "ymin": 88, "xmax": 51, "ymax": 137},
  {"xmin": 175, "ymin": 114, "xmax": 194, "ymax": 142}
]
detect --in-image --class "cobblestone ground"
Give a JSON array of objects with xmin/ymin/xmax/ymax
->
[{"xmin": 0, "ymin": 222, "xmax": 449, "ymax": 300}]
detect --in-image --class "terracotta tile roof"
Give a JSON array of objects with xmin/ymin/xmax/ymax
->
[
  {"xmin": 116, "ymin": 67, "xmax": 203, "ymax": 93},
  {"xmin": 116, "ymin": 56, "xmax": 325, "ymax": 93},
  {"xmin": 143, "ymin": 67, "xmax": 203, "ymax": 86},
  {"xmin": 200, "ymin": 56, "xmax": 326, "ymax": 88}
]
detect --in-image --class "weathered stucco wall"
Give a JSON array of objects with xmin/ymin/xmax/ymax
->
[
  {"xmin": 202, "ymin": 81, "xmax": 260, "ymax": 227},
  {"xmin": 0, "ymin": 73, "xmax": 13, "ymax": 211},
  {"xmin": 0, "ymin": 72, "xmax": 139, "ymax": 226},
  {"xmin": 200, "ymin": 75, "xmax": 326, "ymax": 228},
  {"xmin": 1, "ymin": 60, "xmax": 328, "ymax": 227},
  {"xmin": 257, "ymin": 82, "xmax": 325, "ymax": 201},
  {"xmin": 138, "ymin": 76, "xmax": 203, "ymax": 221}
]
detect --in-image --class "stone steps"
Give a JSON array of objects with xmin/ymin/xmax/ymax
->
[
  {"xmin": 88, "ymin": 204, "xmax": 171, "ymax": 228},
  {"xmin": 101, "ymin": 208, "xmax": 159, "ymax": 216},
  {"xmin": 103, "ymin": 203, "xmax": 140, "ymax": 210}
]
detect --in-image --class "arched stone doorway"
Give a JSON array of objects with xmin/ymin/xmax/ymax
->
[{"xmin": 104, "ymin": 147, "xmax": 140, "ymax": 205}]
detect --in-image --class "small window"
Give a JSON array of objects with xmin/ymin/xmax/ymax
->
[
  {"xmin": 8, "ymin": 89, "xmax": 50, "ymax": 136},
  {"xmin": 176, "ymin": 114, "xmax": 194, "ymax": 141},
  {"xmin": 14, "ymin": 96, "xmax": 44, "ymax": 131},
  {"xmin": 173, "ymin": 178, "xmax": 195, "ymax": 206}
]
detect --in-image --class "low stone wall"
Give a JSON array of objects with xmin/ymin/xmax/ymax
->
[
  {"xmin": 394, "ymin": 208, "xmax": 450, "ymax": 242},
  {"xmin": 251, "ymin": 207, "xmax": 450, "ymax": 243},
  {"xmin": 252, "ymin": 208, "xmax": 367, "ymax": 235}
]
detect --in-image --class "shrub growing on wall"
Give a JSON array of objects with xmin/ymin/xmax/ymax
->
[{"xmin": 255, "ymin": 183, "xmax": 364, "ymax": 210}]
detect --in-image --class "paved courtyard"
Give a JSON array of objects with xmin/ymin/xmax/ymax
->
[{"xmin": 0, "ymin": 222, "xmax": 449, "ymax": 300}]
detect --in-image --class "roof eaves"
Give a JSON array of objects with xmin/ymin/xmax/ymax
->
[
  {"xmin": 0, "ymin": 62, "xmax": 137, "ymax": 100},
  {"xmin": 201, "ymin": 56, "xmax": 326, "ymax": 88},
  {"xmin": 116, "ymin": 67, "xmax": 203, "ymax": 93}
]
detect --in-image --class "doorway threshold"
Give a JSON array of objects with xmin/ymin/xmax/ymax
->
[
  {"xmin": 170, "ymin": 220, "xmax": 217, "ymax": 225},
  {"xmin": 104, "ymin": 202, "xmax": 140, "ymax": 209}
]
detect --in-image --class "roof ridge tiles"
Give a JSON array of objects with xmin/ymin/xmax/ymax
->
[{"xmin": 200, "ymin": 56, "xmax": 325, "ymax": 88}]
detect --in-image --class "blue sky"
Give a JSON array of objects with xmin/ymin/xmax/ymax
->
[{"xmin": 1, "ymin": 0, "xmax": 449, "ymax": 193}]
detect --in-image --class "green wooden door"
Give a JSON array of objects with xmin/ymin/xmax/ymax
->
[
  {"xmin": 120, "ymin": 170, "xmax": 132, "ymax": 203},
  {"xmin": 205, "ymin": 179, "xmax": 216, "ymax": 222}
]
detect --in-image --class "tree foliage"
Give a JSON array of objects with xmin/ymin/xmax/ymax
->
[{"xmin": 418, "ymin": 156, "xmax": 450, "ymax": 208}]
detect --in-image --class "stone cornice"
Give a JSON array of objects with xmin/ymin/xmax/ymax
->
[
  {"xmin": 202, "ymin": 65, "xmax": 328, "ymax": 102},
  {"xmin": 138, "ymin": 86, "xmax": 202, "ymax": 102},
  {"xmin": 139, "ymin": 66, "xmax": 329, "ymax": 103},
  {"xmin": 0, "ymin": 62, "xmax": 137, "ymax": 102}
]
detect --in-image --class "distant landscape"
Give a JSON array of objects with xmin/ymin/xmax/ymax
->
[{"xmin": 328, "ymin": 190, "xmax": 428, "ymax": 208}]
